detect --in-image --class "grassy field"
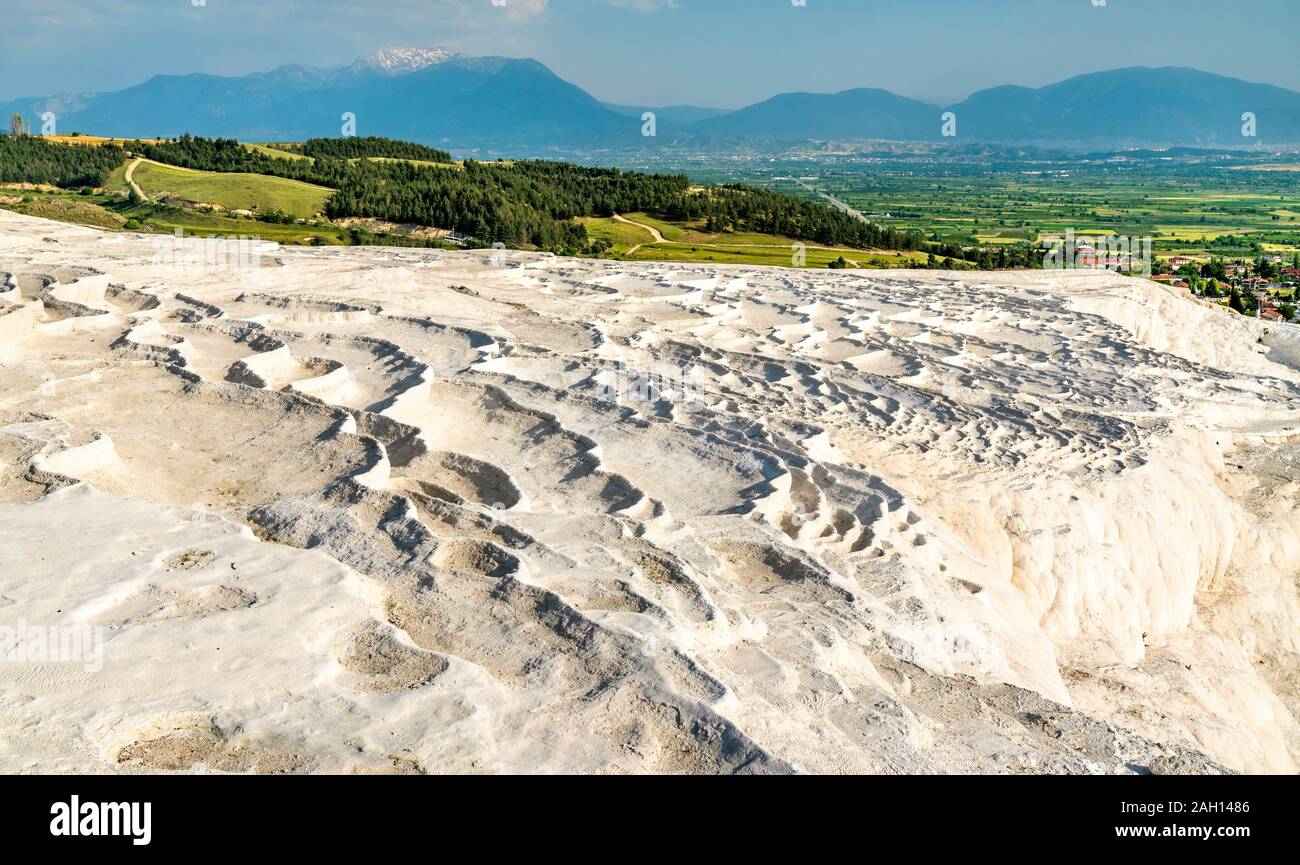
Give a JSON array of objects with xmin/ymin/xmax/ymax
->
[
  {"xmin": 351, "ymin": 156, "xmax": 459, "ymax": 169},
  {"xmin": 242, "ymin": 144, "xmax": 459, "ymax": 170},
  {"xmin": 576, "ymin": 215, "xmax": 657, "ymax": 250},
  {"xmin": 242, "ymin": 142, "xmax": 314, "ymax": 162},
  {"xmin": 114, "ymin": 201, "xmax": 345, "ymax": 244},
  {"xmin": 578, "ymin": 213, "xmax": 926, "ymax": 268},
  {"xmin": 130, "ymin": 161, "xmax": 333, "ymax": 218},
  {"xmin": 1, "ymin": 194, "xmax": 128, "ymax": 230},
  {"xmin": 0, "ymin": 186, "xmax": 348, "ymax": 244},
  {"xmin": 100, "ymin": 160, "xmax": 131, "ymax": 195}
]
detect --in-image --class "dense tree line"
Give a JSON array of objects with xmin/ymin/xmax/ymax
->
[
  {"xmin": 679, "ymin": 185, "xmax": 959, "ymax": 257},
  {"xmin": 0, "ymin": 136, "xmax": 126, "ymax": 187},
  {"xmin": 131, "ymin": 135, "xmax": 349, "ymax": 184},
  {"xmin": 325, "ymin": 159, "xmax": 694, "ymax": 249},
  {"xmin": 281, "ymin": 137, "xmax": 453, "ymax": 163}
]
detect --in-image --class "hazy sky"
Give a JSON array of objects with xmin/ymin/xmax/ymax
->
[{"xmin": 2, "ymin": 0, "xmax": 1298, "ymax": 106}]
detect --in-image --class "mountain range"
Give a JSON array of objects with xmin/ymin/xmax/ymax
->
[{"xmin": 5, "ymin": 48, "xmax": 1299, "ymax": 152}]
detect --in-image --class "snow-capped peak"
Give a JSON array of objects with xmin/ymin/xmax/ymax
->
[{"xmin": 355, "ymin": 47, "xmax": 459, "ymax": 75}]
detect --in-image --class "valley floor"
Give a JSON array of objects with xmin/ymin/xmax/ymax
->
[{"xmin": 1, "ymin": 210, "xmax": 1297, "ymax": 774}]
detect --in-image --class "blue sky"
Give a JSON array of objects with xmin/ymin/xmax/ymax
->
[{"xmin": 2, "ymin": 0, "xmax": 1298, "ymax": 106}]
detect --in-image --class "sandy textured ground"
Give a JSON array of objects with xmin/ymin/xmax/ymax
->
[{"xmin": 2, "ymin": 209, "xmax": 1298, "ymax": 774}]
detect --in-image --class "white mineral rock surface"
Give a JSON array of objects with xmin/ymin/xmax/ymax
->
[{"xmin": 1, "ymin": 209, "xmax": 1297, "ymax": 774}]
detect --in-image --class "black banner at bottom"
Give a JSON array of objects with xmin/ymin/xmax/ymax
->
[{"xmin": 3, "ymin": 773, "xmax": 1291, "ymax": 851}]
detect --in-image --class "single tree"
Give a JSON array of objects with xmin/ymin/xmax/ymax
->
[{"xmin": 1229, "ymin": 286, "xmax": 1247, "ymax": 313}]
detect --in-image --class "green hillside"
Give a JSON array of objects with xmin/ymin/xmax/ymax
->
[
  {"xmin": 130, "ymin": 160, "xmax": 332, "ymax": 218},
  {"xmin": 1, "ymin": 134, "xmax": 994, "ymax": 269}
]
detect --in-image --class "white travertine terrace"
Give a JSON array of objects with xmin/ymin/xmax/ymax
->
[{"xmin": 1, "ymin": 209, "xmax": 1297, "ymax": 774}]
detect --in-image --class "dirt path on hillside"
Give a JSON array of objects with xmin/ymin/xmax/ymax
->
[
  {"xmin": 123, "ymin": 159, "xmax": 149, "ymax": 202},
  {"xmin": 125, "ymin": 157, "xmax": 207, "ymax": 200},
  {"xmin": 613, "ymin": 213, "xmax": 883, "ymax": 266},
  {"xmin": 613, "ymin": 213, "xmax": 665, "ymax": 254}
]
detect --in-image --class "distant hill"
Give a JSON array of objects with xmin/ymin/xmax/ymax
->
[
  {"xmin": 949, "ymin": 67, "xmax": 1300, "ymax": 145},
  {"xmin": 691, "ymin": 68, "xmax": 1300, "ymax": 145},
  {"xmin": 265, "ymin": 57, "xmax": 637, "ymax": 147},
  {"xmin": 85, "ymin": 69, "xmax": 334, "ymax": 140},
  {"xmin": 692, "ymin": 88, "xmax": 940, "ymax": 141},
  {"xmin": 5, "ymin": 51, "xmax": 1299, "ymax": 149}
]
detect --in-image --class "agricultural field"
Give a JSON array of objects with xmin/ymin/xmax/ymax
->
[
  {"xmin": 638, "ymin": 150, "xmax": 1300, "ymax": 265},
  {"xmin": 791, "ymin": 173, "xmax": 1300, "ymax": 262},
  {"xmin": 42, "ymin": 134, "xmax": 165, "ymax": 146}
]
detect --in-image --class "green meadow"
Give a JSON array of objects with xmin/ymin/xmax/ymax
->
[{"xmin": 130, "ymin": 161, "xmax": 332, "ymax": 218}]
